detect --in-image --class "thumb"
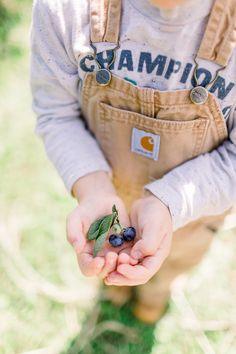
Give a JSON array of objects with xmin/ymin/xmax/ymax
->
[
  {"xmin": 66, "ymin": 210, "xmax": 86, "ymax": 254},
  {"xmin": 130, "ymin": 224, "xmax": 163, "ymax": 260}
]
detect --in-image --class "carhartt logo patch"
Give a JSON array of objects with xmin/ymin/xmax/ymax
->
[{"xmin": 131, "ymin": 128, "xmax": 160, "ymax": 160}]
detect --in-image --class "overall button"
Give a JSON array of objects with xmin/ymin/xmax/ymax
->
[
  {"xmin": 190, "ymin": 86, "xmax": 208, "ymax": 105},
  {"xmin": 96, "ymin": 68, "xmax": 112, "ymax": 86}
]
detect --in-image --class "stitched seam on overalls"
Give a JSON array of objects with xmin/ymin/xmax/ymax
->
[
  {"xmin": 100, "ymin": 102, "xmax": 208, "ymax": 157},
  {"xmin": 98, "ymin": 103, "xmax": 113, "ymax": 164},
  {"xmin": 141, "ymin": 89, "xmax": 155, "ymax": 117},
  {"xmin": 90, "ymin": 0, "xmax": 107, "ymax": 43},
  {"xmin": 207, "ymin": 97, "xmax": 228, "ymax": 140},
  {"xmin": 83, "ymin": 71, "xmax": 155, "ymax": 103},
  {"xmin": 81, "ymin": 72, "xmax": 152, "ymax": 104},
  {"xmin": 197, "ymin": 0, "xmax": 232, "ymax": 66},
  {"xmin": 83, "ymin": 73, "xmax": 226, "ymax": 112},
  {"xmin": 192, "ymin": 120, "xmax": 210, "ymax": 156},
  {"xmin": 216, "ymin": 1, "xmax": 236, "ymax": 66},
  {"xmin": 92, "ymin": 85, "xmax": 153, "ymax": 102},
  {"xmin": 104, "ymin": 0, "xmax": 121, "ymax": 43},
  {"xmin": 90, "ymin": 86, "xmax": 154, "ymax": 106},
  {"xmin": 198, "ymin": 1, "xmax": 225, "ymax": 63},
  {"xmin": 83, "ymin": 76, "xmax": 226, "ymax": 145},
  {"xmin": 99, "ymin": 102, "xmax": 208, "ymax": 182},
  {"xmin": 99, "ymin": 102, "xmax": 207, "ymax": 125},
  {"xmin": 82, "ymin": 72, "xmax": 227, "ymax": 146},
  {"xmin": 81, "ymin": 74, "xmax": 92, "ymax": 108},
  {"xmin": 87, "ymin": 0, "xmax": 230, "ymax": 166},
  {"xmin": 218, "ymin": 13, "xmax": 236, "ymax": 65}
]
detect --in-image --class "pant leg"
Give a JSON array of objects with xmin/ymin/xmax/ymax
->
[{"xmin": 135, "ymin": 220, "xmax": 216, "ymax": 307}]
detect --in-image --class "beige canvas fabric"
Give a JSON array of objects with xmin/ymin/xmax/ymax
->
[
  {"xmin": 90, "ymin": 0, "xmax": 122, "ymax": 43},
  {"xmin": 79, "ymin": 0, "xmax": 235, "ymax": 306},
  {"xmin": 197, "ymin": 0, "xmax": 236, "ymax": 67}
]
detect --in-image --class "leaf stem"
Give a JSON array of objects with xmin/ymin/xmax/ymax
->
[{"xmin": 112, "ymin": 205, "xmax": 125, "ymax": 233}]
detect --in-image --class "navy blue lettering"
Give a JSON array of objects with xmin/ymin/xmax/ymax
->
[
  {"xmin": 96, "ymin": 50, "xmax": 115, "ymax": 70},
  {"xmin": 79, "ymin": 55, "xmax": 95, "ymax": 72},
  {"xmin": 180, "ymin": 63, "xmax": 193, "ymax": 84},
  {"xmin": 191, "ymin": 68, "xmax": 212, "ymax": 87},
  {"xmin": 222, "ymin": 105, "xmax": 232, "ymax": 119},
  {"xmin": 165, "ymin": 59, "xmax": 181, "ymax": 79},
  {"xmin": 209, "ymin": 76, "xmax": 235, "ymax": 100},
  {"xmin": 138, "ymin": 53, "xmax": 167, "ymax": 75},
  {"xmin": 118, "ymin": 50, "xmax": 133, "ymax": 71},
  {"xmin": 80, "ymin": 50, "xmax": 236, "ymax": 104}
]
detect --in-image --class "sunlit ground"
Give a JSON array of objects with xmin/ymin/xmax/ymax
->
[{"xmin": 0, "ymin": 5, "xmax": 236, "ymax": 354}]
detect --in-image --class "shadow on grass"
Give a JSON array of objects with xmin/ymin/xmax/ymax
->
[{"xmin": 62, "ymin": 295, "xmax": 158, "ymax": 354}]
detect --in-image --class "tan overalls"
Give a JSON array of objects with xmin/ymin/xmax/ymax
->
[{"xmin": 79, "ymin": 0, "xmax": 236, "ymax": 310}]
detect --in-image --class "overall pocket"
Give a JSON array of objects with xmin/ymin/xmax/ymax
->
[{"xmin": 96, "ymin": 102, "xmax": 209, "ymax": 187}]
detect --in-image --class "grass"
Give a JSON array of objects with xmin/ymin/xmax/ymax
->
[
  {"xmin": 63, "ymin": 299, "xmax": 157, "ymax": 354},
  {"xmin": 0, "ymin": 3, "xmax": 236, "ymax": 354}
]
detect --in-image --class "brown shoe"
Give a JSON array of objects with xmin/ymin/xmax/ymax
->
[{"xmin": 102, "ymin": 285, "xmax": 132, "ymax": 306}]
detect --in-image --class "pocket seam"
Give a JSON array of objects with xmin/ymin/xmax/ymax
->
[
  {"xmin": 99, "ymin": 101, "xmax": 209, "ymax": 160},
  {"xmin": 99, "ymin": 101, "xmax": 208, "ymax": 130}
]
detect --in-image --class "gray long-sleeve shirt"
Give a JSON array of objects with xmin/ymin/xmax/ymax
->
[{"xmin": 30, "ymin": 0, "xmax": 236, "ymax": 231}]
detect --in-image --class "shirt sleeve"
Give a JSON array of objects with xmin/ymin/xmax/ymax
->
[
  {"xmin": 143, "ymin": 108, "xmax": 236, "ymax": 232},
  {"xmin": 30, "ymin": 0, "xmax": 112, "ymax": 196}
]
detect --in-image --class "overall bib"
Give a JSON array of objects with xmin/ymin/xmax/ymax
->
[{"xmin": 79, "ymin": 0, "xmax": 236, "ymax": 314}]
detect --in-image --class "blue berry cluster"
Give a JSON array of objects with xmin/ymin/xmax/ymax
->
[{"xmin": 109, "ymin": 227, "xmax": 136, "ymax": 247}]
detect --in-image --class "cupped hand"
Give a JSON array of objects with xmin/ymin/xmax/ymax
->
[
  {"xmin": 105, "ymin": 191, "xmax": 173, "ymax": 286},
  {"xmin": 66, "ymin": 192, "xmax": 137, "ymax": 279}
]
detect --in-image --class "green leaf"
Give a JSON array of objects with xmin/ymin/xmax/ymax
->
[
  {"xmin": 93, "ymin": 232, "xmax": 108, "ymax": 257},
  {"xmin": 87, "ymin": 216, "xmax": 106, "ymax": 240},
  {"xmin": 88, "ymin": 228, "xmax": 100, "ymax": 241},
  {"xmin": 93, "ymin": 214, "xmax": 115, "ymax": 256},
  {"xmin": 98, "ymin": 213, "xmax": 115, "ymax": 236}
]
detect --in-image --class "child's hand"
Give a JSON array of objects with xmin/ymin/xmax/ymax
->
[
  {"xmin": 105, "ymin": 192, "xmax": 173, "ymax": 286},
  {"xmin": 66, "ymin": 194, "xmax": 133, "ymax": 278},
  {"xmin": 66, "ymin": 172, "xmax": 134, "ymax": 278}
]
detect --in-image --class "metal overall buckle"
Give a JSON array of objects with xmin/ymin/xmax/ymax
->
[
  {"xmin": 190, "ymin": 56, "xmax": 226, "ymax": 105},
  {"xmin": 90, "ymin": 40, "xmax": 120, "ymax": 86}
]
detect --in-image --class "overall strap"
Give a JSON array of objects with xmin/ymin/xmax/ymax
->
[
  {"xmin": 90, "ymin": 0, "xmax": 122, "ymax": 44},
  {"xmin": 197, "ymin": 0, "xmax": 236, "ymax": 67}
]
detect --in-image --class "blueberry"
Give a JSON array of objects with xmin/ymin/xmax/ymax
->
[
  {"xmin": 122, "ymin": 227, "xmax": 136, "ymax": 242},
  {"xmin": 109, "ymin": 234, "xmax": 124, "ymax": 247}
]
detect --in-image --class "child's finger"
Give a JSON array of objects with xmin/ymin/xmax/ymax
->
[
  {"xmin": 130, "ymin": 225, "xmax": 164, "ymax": 260},
  {"xmin": 105, "ymin": 258, "xmax": 156, "ymax": 286},
  {"xmin": 104, "ymin": 271, "xmax": 136, "ymax": 286},
  {"xmin": 77, "ymin": 252, "xmax": 105, "ymax": 277},
  {"xmin": 111, "ymin": 236, "xmax": 171, "ymax": 285},
  {"xmin": 118, "ymin": 252, "xmax": 130, "ymax": 265},
  {"xmin": 130, "ymin": 257, "xmax": 139, "ymax": 265},
  {"xmin": 142, "ymin": 234, "xmax": 171, "ymax": 273},
  {"xmin": 124, "ymin": 235, "xmax": 171, "ymax": 280},
  {"xmin": 99, "ymin": 252, "xmax": 118, "ymax": 279},
  {"xmin": 117, "ymin": 263, "xmax": 149, "ymax": 280},
  {"xmin": 66, "ymin": 211, "xmax": 86, "ymax": 254},
  {"xmin": 118, "ymin": 250, "xmax": 138, "ymax": 265}
]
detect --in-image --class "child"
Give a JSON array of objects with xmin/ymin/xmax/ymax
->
[{"xmin": 30, "ymin": 0, "xmax": 236, "ymax": 323}]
